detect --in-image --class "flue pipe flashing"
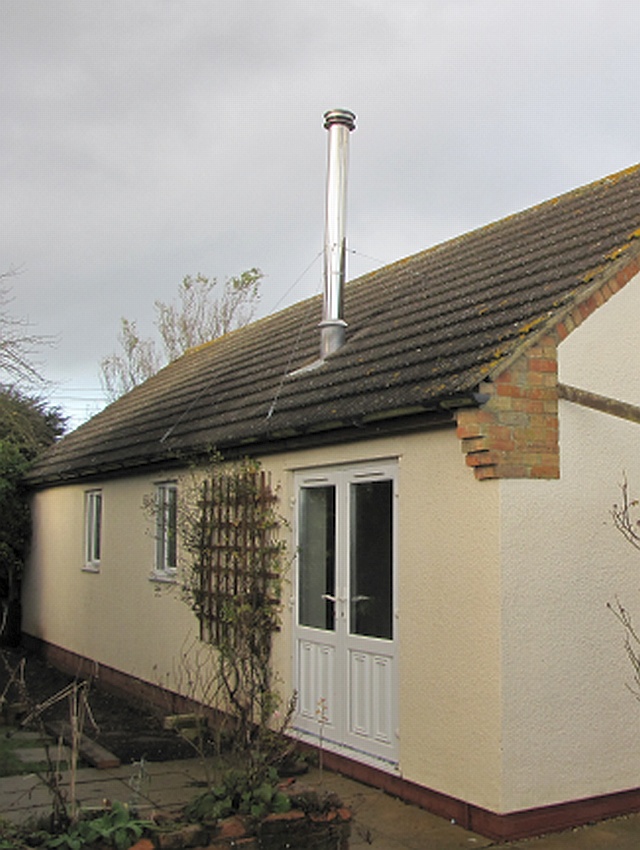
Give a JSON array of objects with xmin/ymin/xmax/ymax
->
[{"xmin": 320, "ymin": 108, "xmax": 356, "ymax": 359}]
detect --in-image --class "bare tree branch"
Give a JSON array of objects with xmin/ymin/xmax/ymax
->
[
  {"xmin": 608, "ymin": 597, "xmax": 640, "ymax": 699},
  {"xmin": 100, "ymin": 269, "xmax": 262, "ymax": 402},
  {"xmin": 610, "ymin": 475, "xmax": 640, "ymax": 699},
  {"xmin": 100, "ymin": 318, "xmax": 162, "ymax": 401},
  {"xmin": 611, "ymin": 474, "xmax": 640, "ymax": 551},
  {"xmin": 0, "ymin": 268, "xmax": 53, "ymax": 387}
]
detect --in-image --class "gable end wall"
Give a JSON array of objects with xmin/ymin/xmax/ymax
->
[{"xmin": 456, "ymin": 252, "xmax": 640, "ymax": 480}]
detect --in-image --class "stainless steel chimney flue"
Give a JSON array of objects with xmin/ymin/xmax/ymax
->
[{"xmin": 320, "ymin": 108, "xmax": 356, "ymax": 359}]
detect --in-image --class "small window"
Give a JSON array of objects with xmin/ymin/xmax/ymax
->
[
  {"xmin": 155, "ymin": 482, "xmax": 177, "ymax": 577},
  {"xmin": 84, "ymin": 490, "xmax": 102, "ymax": 570}
]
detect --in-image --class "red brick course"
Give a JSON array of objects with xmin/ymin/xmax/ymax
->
[{"xmin": 457, "ymin": 332, "xmax": 560, "ymax": 480}]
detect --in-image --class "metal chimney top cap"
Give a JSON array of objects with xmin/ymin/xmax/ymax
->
[{"xmin": 323, "ymin": 109, "xmax": 356, "ymax": 131}]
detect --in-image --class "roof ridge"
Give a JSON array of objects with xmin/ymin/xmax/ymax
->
[
  {"xmin": 351, "ymin": 162, "xmax": 640, "ymax": 284},
  {"xmin": 175, "ymin": 162, "xmax": 640, "ymax": 361}
]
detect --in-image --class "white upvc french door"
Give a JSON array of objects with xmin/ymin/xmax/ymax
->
[{"xmin": 293, "ymin": 461, "xmax": 398, "ymax": 766}]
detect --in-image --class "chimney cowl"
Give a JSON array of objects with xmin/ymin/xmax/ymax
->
[
  {"xmin": 320, "ymin": 108, "xmax": 356, "ymax": 360},
  {"xmin": 323, "ymin": 109, "xmax": 356, "ymax": 132}
]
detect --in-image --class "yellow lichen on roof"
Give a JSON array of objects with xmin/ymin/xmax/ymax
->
[
  {"xmin": 605, "ymin": 244, "xmax": 630, "ymax": 262},
  {"xmin": 601, "ymin": 162, "xmax": 640, "ymax": 185},
  {"xmin": 333, "ymin": 163, "xmax": 640, "ymax": 291},
  {"xmin": 517, "ymin": 315, "xmax": 547, "ymax": 336}
]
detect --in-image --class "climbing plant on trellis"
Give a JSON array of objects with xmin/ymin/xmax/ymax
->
[
  {"xmin": 195, "ymin": 465, "xmax": 282, "ymax": 644},
  {"xmin": 180, "ymin": 459, "xmax": 287, "ymax": 752}
]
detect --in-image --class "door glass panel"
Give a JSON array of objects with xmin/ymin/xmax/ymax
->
[
  {"xmin": 350, "ymin": 480, "xmax": 393, "ymax": 639},
  {"xmin": 298, "ymin": 486, "xmax": 336, "ymax": 631}
]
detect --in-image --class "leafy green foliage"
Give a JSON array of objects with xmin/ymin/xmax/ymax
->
[
  {"xmin": 184, "ymin": 766, "xmax": 291, "ymax": 823},
  {"xmin": 0, "ymin": 817, "xmax": 42, "ymax": 850},
  {"xmin": 0, "ymin": 442, "xmax": 29, "ymax": 595},
  {"xmin": 0, "ymin": 389, "xmax": 65, "ymax": 641},
  {"xmin": 0, "ymin": 389, "xmax": 66, "ymax": 459},
  {"xmin": 0, "ymin": 802, "xmax": 154, "ymax": 850},
  {"xmin": 46, "ymin": 802, "xmax": 154, "ymax": 850}
]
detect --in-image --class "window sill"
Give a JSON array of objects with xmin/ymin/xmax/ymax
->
[
  {"xmin": 149, "ymin": 571, "xmax": 178, "ymax": 585},
  {"xmin": 82, "ymin": 565, "xmax": 100, "ymax": 574}
]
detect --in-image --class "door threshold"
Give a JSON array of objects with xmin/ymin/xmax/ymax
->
[{"xmin": 291, "ymin": 726, "xmax": 400, "ymax": 774}]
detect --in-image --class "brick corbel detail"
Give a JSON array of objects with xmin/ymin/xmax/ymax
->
[
  {"xmin": 456, "ymin": 252, "xmax": 640, "ymax": 480},
  {"xmin": 457, "ymin": 337, "xmax": 560, "ymax": 480}
]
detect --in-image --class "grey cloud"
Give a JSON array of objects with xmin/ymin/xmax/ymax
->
[{"xmin": 2, "ymin": 0, "xmax": 640, "ymax": 425}]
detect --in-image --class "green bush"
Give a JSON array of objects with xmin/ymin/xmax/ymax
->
[
  {"xmin": 185, "ymin": 766, "xmax": 291, "ymax": 822},
  {"xmin": 0, "ymin": 389, "xmax": 65, "ymax": 644},
  {"xmin": 46, "ymin": 802, "xmax": 154, "ymax": 850}
]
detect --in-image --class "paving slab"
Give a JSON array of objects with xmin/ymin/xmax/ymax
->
[
  {"xmin": 0, "ymin": 758, "xmax": 210, "ymax": 825},
  {"xmin": 47, "ymin": 720, "xmax": 121, "ymax": 768},
  {"xmin": 303, "ymin": 769, "xmax": 492, "ymax": 850},
  {"xmin": 1, "ymin": 758, "xmax": 640, "ymax": 848},
  {"xmin": 14, "ymin": 745, "xmax": 69, "ymax": 763},
  {"xmin": 7, "ymin": 730, "xmax": 45, "ymax": 742}
]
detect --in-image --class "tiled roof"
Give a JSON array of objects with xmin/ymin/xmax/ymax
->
[{"xmin": 29, "ymin": 164, "xmax": 640, "ymax": 485}]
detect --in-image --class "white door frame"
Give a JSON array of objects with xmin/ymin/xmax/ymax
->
[{"xmin": 292, "ymin": 460, "xmax": 399, "ymax": 767}]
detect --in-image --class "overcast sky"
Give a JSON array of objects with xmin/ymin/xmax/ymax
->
[{"xmin": 3, "ymin": 0, "xmax": 640, "ymax": 428}]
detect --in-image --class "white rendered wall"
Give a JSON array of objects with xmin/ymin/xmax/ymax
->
[
  {"xmin": 24, "ymin": 427, "xmax": 504, "ymax": 811},
  {"xmin": 273, "ymin": 430, "xmax": 502, "ymax": 811},
  {"xmin": 499, "ymin": 272, "xmax": 640, "ymax": 812}
]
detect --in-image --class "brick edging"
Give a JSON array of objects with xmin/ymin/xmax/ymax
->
[{"xmin": 317, "ymin": 748, "xmax": 640, "ymax": 842}]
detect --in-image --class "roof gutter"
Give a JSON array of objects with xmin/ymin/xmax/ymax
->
[{"xmin": 26, "ymin": 391, "xmax": 486, "ymax": 489}]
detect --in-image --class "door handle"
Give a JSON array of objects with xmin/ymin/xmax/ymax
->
[{"xmin": 322, "ymin": 593, "xmax": 347, "ymax": 603}]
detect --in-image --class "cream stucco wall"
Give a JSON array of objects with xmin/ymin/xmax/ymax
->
[
  {"xmin": 23, "ymin": 473, "xmax": 199, "ymax": 688},
  {"xmin": 26, "ymin": 264, "xmax": 640, "ymax": 817},
  {"xmin": 498, "ymin": 272, "xmax": 640, "ymax": 812},
  {"xmin": 24, "ymin": 427, "xmax": 503, "ymax": 810},
  {"xmin": 272, "ymin": 431, "xmax": 502, "ymax": 810}
]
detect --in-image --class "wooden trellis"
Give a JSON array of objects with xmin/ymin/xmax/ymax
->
[{"xmin": 195, "ymin": 469, "xmax": 281, "ymax": 646}]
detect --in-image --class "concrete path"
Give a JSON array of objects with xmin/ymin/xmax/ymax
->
[
  {"xmin": 1, "ymin": 743, "xmax": 640, "ymax": 848},
  {"xmin": 309, "ymin": 771, "xmax": 640, "ymax": 849},
  {"xmin": 0, "ymin": 754, "xmax": 210, "ymax": 825}
]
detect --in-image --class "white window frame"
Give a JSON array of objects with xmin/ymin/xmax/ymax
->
[
  {"xmin": 154, "ymin": 481, "xmax": 178, "ymax": 579},
  {"xmin": 84, "ymin": 489, "xmax": 102, "ymax": 571}
]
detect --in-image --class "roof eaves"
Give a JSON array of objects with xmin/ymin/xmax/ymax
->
[{"xmin": 27, "ymin": 392, "xmax": 483, "ymax": 488}]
